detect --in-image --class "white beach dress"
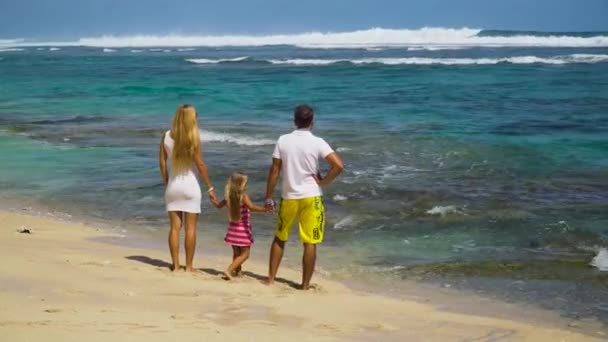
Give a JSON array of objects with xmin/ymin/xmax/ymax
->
[{"xmin": 163, "ymin": 131, "xmax": 202, "ymax": 213}]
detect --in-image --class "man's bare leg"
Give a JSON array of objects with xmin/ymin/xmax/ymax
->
[
  {"xmin": 301, "ymin": 243, "xmax": 316, "ymax": 290},
  {"xmin": 168, "ymin": 211, "xmax": 183, "ymax": 272},
  {"xmin": 267, "ymin": 237, "xmax": 285, "ymax": 284},
  {"xmin": 184, "ymin": 212, "xmax": 198, "ymax": 272}
]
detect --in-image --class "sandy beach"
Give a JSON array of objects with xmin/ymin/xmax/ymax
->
[{"xmin": 0, "ymin": 209, "xmax": 604, "ymax": 341}]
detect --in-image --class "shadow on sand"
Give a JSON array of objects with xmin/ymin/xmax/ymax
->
[
  {"xmin": 241, "ymin": 271, "xmax": 301, "ymax": 289},
  {"xmin": 125, "ymin": 255, "xmax": 301, "ymax": 289},
  {"xmin": 125, "ymin": 255, "xmax": 225, "ymax": 276}
]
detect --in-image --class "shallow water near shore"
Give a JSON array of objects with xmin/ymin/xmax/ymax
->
[{"xmin": 1, "ymin": 38, "xmax": 607, "ymax": 324}]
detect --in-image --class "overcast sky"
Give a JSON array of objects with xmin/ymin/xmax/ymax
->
[{"xmin": 0, "ymin": 0, "xmax": 606, "ymax": 39}]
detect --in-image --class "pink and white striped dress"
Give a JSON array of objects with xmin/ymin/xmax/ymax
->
[{"xmin": 224, "ymin": 204, "xmax": 253, "ymax": 246}]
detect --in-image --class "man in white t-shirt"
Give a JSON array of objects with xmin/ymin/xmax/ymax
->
[{"xmin": 264, "ymin": 104, "xmax": 344, "ymax": 290}]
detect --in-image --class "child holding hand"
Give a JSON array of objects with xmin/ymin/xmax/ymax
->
[{"xmin": 211, "ymin": 172, "xmax": 270, "ymax": 279}]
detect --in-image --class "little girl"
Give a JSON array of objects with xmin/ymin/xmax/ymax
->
[{"xmin": 211, "ymin": 172, "xmax": 269, "ymax": 280}]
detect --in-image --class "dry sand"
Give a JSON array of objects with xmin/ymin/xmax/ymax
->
[{"xmin": 0, "ymin": 210, "xmax": 604, "ymax": 341}]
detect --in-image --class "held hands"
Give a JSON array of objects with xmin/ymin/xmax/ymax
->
[
  {"xmin": 264, "ymin": 198, "xmax": 276, "ymax": 212},
  {"xmin": 207, "ymin": 189, "xmax": 218, "ymax": 202},
  {"xmin": 209, "ymin": 197, "xmax": 220, "ymax": 208}
]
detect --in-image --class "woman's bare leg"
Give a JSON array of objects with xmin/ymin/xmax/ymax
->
[
  {"xmin": 168, "ymin": 211, "xmax": 183, "ymax": 271},
  {"xmin": 184, "ymin": 212, "xmax": 198, "ymax": 272}
]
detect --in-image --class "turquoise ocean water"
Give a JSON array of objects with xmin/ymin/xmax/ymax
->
[{"xmin": 1, "ymin": 28, "xmax": 607, "ymax": 321}]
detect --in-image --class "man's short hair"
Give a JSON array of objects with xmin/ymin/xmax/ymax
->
[{"xmin": 294, "ymin": 104, "xmax": 314, "ymax": 128}]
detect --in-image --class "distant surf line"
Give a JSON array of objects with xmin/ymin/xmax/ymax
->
[
  {"xmin": 185, "ymin": 54, "xmax": 608, "ymax": 66},
  {"xmin": 2, "ymin": 27, "xmax": 608, "ymax": 48}
]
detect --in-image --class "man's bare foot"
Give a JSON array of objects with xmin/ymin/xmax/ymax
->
[
  {"xmin": 170, "ymin": 265, "xmax": 180, "ymax": 272},
  {"xmin": 185, "ymin": 266, "xmax": 195, "ymax": 273},
  {"xmin": 299, "ymin": 283, "xmax": 318, "ymax": 291}
]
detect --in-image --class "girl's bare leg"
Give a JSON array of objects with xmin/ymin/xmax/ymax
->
[
  {"xmin": 225, "ymin": 246, "xmax": 250, "ymax": 280},
  {"xmin": 231, "ymin": 246, "xmax": 240, "ymax": 276}
]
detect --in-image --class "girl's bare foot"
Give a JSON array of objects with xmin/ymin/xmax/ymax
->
[{"xmin": 223, "ymin": 270, "xmax": 233, "ymax": 280}]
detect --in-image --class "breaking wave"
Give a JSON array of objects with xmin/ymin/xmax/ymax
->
[
  {"xmin": 186, "ymin": 56, "xmax": 250, "ymax": 64},
  {"xmin": 2, "ymin": 27, "xmax": 608, "ymax": 48},
  {"xmin": 200, "ymin": 130, "xmax": 275, "ymax": 146},
  {"xmin": 591, "ymin": 248, "xmax": 608, "ymax": 271},
  {"xmin": 185, "ymin": 54, "xmax": 608, "ymax": 66}
]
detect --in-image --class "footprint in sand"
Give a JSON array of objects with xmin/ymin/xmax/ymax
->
[
  {"xmin": 44, "ymin": 309, "xmax": 62, "ymax": 313},
  {"xmin": 317, "ymin": 323, "xmax": 343, "ymax": 333},
  {"xmin": 160, "ymin": 292, "xmax": 202, "ymax": 298},
  {"xmin": 80, "ymin": 261, "xmax": 111, "ymax": 267},
  {"xmin": 362, "ymin": 322, "xmax": 399, "ymax": 332}
]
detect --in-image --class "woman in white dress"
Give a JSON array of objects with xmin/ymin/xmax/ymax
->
[{"xmin": 159, "ymin": 104, "xmax": 217, "ymax": 272}]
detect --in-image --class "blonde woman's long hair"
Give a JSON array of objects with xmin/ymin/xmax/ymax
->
[
  {"xmin": 170, "ymin": 104, "xmax": 200, "ymax": 174},
  {"xmin": 225, "ymin": 172, "xmax": 248, "ymax": 222}
]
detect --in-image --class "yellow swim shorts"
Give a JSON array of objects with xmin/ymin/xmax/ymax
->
[{"xmin": 275, "ymin": 196, "xmax": 325, "ymax": 244}]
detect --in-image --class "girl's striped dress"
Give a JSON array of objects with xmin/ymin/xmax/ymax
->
[{"xmin": 224, "ymin": 204, "xmax": 253, "ymax": 246}]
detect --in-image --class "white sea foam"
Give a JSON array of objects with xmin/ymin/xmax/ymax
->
[
  {"xmin": 200, "ymin": 130, "xmax": 275, "ymax": 146},
  {"xmin": 426, "ymin": 205, "xmax": 464, "ymax": 217},
  {"xmin": 0, "ymin": 38, "xmax": 24, "ymax": 45},
  {"xmin": 3, "ymin": 28, "xmax": 607, "ymax": 48},
  {"xmin": 268, "ymin": 58, "xmax": 340, "ymax": 65},
  {"xmin": 178, "ymin": 48, "xmax": 196, "ymax": 51},
  {"xmin": 0, "ymin": 48, "xmax": 24, "ymax": 52},
  {"xmin": 333, "ymin": 215, "xmax": 354, "ymax": 230},
  {"xmin": 103, "ymin": 48, "xmax": 116, "ymax": 53},
  {"xmin": 186, "ymin": 56, "xmax": 249, "ymax": 64},
  {"xmin": 266, "ymin": 54, "xmax": 608, "ymax": 66},
  {"xmin": 591, "ymin": 248, "xmax": 608, "ymax": 271},
  {"xmin": 333, "ymin": 194, "xmax": 348, "ymax": 202},
  {"xmin": 49, "ymin": 47, "xmax": 60, "ymax": 51},
  {"xmin": 407, "ymin": 45, "xmax": 466, "ymax": 51},
  {"xmin": 130, "ymin": 49, "xmax": 143, "ymax": 53},
  {"xmin": 336, "ymin": 147, "xmax": 351, "ymax": 152}
]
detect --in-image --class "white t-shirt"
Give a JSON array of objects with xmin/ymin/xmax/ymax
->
[{"xmin": 272, "ymin": 129, "xmax": 334, "ymax": 199}]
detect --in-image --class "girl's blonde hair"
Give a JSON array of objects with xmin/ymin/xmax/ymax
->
[
  {"xmin": 225, "ymin": 172, "xmax": 248, "ymax": 222},
  {"xmin": 170, "ymin": 104, "xmax": 200, "ymax": 174}
]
